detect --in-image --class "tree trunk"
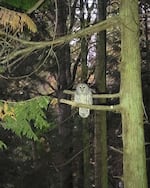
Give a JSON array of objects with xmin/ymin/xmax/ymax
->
[
  {"xmin": 94, "ymin": 1, "xmax": 108, "ymax": 188},
  {"xmin": 79, "ymin": 1, "xmax": 91, "ymax": 188},
  {"xmin": 120, "ymin": 0, "xmax": 148, "ymax": 187},
  {"xmin": 55, "ymin": 1, "xmax": 73, "ymax": 188}
]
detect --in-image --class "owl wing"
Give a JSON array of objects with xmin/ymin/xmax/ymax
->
[
  {"xmin": 74, "ymin": 90, "xmax": 80, "ymax": 102},
  {"xmin": 87, "ymin": 90, "xmax": 93, "ymax": 105},
  {"xmin": 79, "ymin": 91, "xmax": 93, "ymax": 118}
]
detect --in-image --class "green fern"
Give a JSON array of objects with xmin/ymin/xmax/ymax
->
[{"xmin": 1, "ymin": 96, "xmax": 54, "ymax": 144}]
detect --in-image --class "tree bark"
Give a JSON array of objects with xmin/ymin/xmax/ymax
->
[
  {"xmin": 120, "ymin": 0, "xmax": 148, "ymax": 187},
  {"xmin": 55, "ymin": 1, "xmax": 73, "ymax": 188},
  {"xmin": 94, "ymin": 1, "xmax": 108, "ymax": 188},
  {"xmin": 80, "ymin": 1, "xmax": 91, "ymax": 187}
]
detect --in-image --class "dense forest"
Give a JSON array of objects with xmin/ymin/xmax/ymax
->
[{"xmin": 0, "ymin": 0, "xmax": 149, "ymax": 188}]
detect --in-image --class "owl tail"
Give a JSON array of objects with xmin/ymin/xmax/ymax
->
[{"xmin": 79, "ymin": 108, "xmax": 90, "ymax": 118}]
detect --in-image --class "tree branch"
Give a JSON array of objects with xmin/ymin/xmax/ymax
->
[
  {"xmin": 27, "ymin": 0, "xmax": 45, "ymax": 14},
  {"xmin": 60, "ymin": 98, "xmax": 121, "ymax": 112},
  {"xmin": 0, "ymin": 16, "xmax": 120, "ymax": 65},
  {"xmin": 0, "ymin": 16, "xmax": 120, "ymax": 47},
  {"xmin": 0, "ymin": 46, "xmax": 37, "ymax": 65},
  {"xmin": 63, "ymin": 90, "xmax": 120, "ymax": 98}
]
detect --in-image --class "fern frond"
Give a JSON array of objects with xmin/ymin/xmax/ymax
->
[
  {"xmin": 20, "ymin": 13, "xmax": 37, "ymax": 33},
  {"xmin": 0, "ymin": 96, "xmax": 53, "ymax": 142},
  {"xmin": 0, "ymin": 6, "xmax": 37, "ymax": 33}
]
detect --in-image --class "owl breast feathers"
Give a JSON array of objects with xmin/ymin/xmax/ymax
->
[{"xmin": 74, "ymin": 83, "xmax": 93, "ymax": 118}]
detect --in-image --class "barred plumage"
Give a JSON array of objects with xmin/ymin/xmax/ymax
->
[{"xmin": 74, "ymin": 83, "xmax": 93, "ymax": 118}]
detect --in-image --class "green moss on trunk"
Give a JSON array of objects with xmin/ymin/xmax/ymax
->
[{"xmin": 120, "ymin": 0, "xmax": 148, "ymax": 187}]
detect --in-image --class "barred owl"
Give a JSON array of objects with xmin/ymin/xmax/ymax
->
[{"xmin": 74, "ymin": 83, "xmax": 93, "ymax": 118}]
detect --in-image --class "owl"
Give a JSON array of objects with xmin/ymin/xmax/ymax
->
[{"xmin": 74, "ymin": 83, "xmax": 93, "ymax": 118}]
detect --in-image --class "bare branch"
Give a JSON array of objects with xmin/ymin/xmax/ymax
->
[
  {"xmin": 0, "ymin": 16, "xmax": 120, "ymax": 66},
  {"xmin": 63, "ymin": 89, "xmax": 120, "ymax": 98},
  {"xmin": 27, "ymin": 0, "xmax": 45, "ymax": 14},
  {"xmin": 109, "ymin": 145, "xmax": 123, "ymax": 154},
  {"xmin": 0, "ymin": 46, "xmax": 37, "ymax": 65},
  {"xmin": 59, "ymin": 98, "xmax": 121, "ymax": 112},
  {"xmin": 0, "ymin": 16, "xmax": 120, "ymax": 47}
]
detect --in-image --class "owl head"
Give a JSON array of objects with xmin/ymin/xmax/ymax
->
[{"xmin": 76, "ymin": 83, "xmax": 90, "ymax": 94}]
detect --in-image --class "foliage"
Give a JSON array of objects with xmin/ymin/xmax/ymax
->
[
  {"xmin": 0, "ymin": 6, "xmax": 37, "ymax": 32},
  {"xmin": 1, "ymin": 0, "xmax": 38, "ymax": 11},
  {"xmin": 0, "ymin": 96, "xmax": 53, "ymax": 146},
  {"xmin": 0, "ymin": 102, "xmax": 15, "ymax": 120}
]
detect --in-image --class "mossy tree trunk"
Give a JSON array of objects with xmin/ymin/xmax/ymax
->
[
  {"xmin": 120, "ymin": 0, "xmax": 148, "ymax": 187},
  {"xmin": 94, "ymin": 1, "xmax": 108, "ymax": 188}
]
